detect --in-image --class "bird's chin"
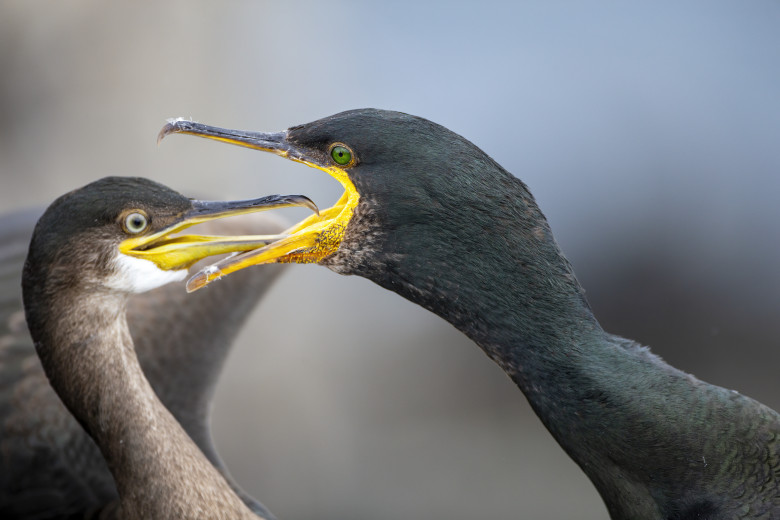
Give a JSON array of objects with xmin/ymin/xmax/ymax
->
[{"xmin": 107, "ymin": 254, "xmax": 187, "ymax": 294}]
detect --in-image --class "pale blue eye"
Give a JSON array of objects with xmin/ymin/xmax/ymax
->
[{"xmin": 124, "ymin": 212, "xmax": 148, "ymax": 234}]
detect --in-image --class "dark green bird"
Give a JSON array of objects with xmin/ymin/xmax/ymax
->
[
  {"xmin": 3, "ymin": 176, "xmax": 317, "ymax": 519},
  {"xmin": 160, "ymin": 110, "xmax": 780, "ymax": 519}
]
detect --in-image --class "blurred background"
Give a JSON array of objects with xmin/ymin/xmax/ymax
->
[{"xmin": 2, "ymin": 1, "xmax": 779, "ymax": 518}]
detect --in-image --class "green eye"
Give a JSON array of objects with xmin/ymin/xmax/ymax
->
[
  {"xmin": 124, "ymin": 212, "xmax": 148, "ymax": 234},
  {"xmin": 330, "ymin": 145, "xmax": 352, "ymax": 165}
]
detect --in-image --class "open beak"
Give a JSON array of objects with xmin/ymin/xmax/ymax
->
[
  {"xmin": 119, "ymin": 193, "xmax": 319, "ymax": 272},
  {"xmin": 158, "ymin": 119, "xmax": 360, "ymax": 292}
]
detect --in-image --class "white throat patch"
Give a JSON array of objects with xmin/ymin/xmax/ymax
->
[{"xmin": 107, "ymin": 253, "xmax": 187, "ymax": 294}]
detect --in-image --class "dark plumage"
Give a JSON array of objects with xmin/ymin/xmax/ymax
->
[
  {"xmin": 163, "ymin": 109, "xmax": 780, "ymax": 519},
  {"xmin": 3, "ymin": 177, "xmax": 308, "ymax": 519}
]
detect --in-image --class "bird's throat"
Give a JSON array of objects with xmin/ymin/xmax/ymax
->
[{"xmin": 27, "ymin": 291, "xmax": 258, "ymax": 519}]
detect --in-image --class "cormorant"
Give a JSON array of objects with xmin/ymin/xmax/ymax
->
[
  {"xmin": 160, "ymin": 110, "xmax": 780, "ymax": 519},
  {"xmin": 0, "ymin": 209, "xmax": 288, "ymax": 519},
  {"xmin": 12, "ymin": 176, "xmax": 315, "ymax": 518}
]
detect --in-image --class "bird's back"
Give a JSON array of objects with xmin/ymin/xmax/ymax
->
[
  {"xmin": 0, "ymin": 208, "xmax": 115, "ymax": 518},
  {"xmin": 556, "ymin": 336, "xmax": 780, "ymax": 520}
]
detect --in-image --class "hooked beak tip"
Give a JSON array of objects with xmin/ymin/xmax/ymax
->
[{"xmin": 157, "ymin": 117, "xmax": 191, "ymax": 146}]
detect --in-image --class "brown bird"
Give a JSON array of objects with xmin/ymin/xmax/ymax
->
[{"xmin": 2, "ymin": 177, "xmax": 316, "ymax": 518}]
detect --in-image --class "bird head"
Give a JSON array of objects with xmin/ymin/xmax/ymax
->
[
  {"xmin": 23, "ymin": 176, "xmax": 316, "ymax": 297},
  {"xmin": 158, "ymin": 109, "xmax": 536, "ymax": 294}
]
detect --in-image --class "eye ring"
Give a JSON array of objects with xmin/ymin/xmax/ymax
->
[
  {"xmin": 329, "ymin": 143, "xmax": 356, "ymax": 167},
  {"xmin": 122, "ymin": 211, "xmax": 149, "ymax": 235}
]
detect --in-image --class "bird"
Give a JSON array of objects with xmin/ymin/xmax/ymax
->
[
  {"xmin": 159, "ymin": 109, "xmax": 780, "ymax": 519},
  {"xmin": 6, "ymin": 176, "xmax": 316, "ymax": 519},
  {"xmin": 0, "ymin": 209, "xmax": 285, "ymax": 519}
]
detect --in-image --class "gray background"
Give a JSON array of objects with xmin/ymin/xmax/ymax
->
[{"xmin": 2, "ymin": 1, "xmax": 779, "ymax": 518}]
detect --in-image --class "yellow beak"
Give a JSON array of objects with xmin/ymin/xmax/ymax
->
[
  {"xmin": 119, "ymin": 194, "xmax": 318, "ymax": 271},
  {"xmin": 158, "ymin": 119, "xmax": 360, "ymax": 292}
]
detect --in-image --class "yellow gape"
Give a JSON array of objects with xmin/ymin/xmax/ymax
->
[
  {"xmin": 157, "ymin": 118, "xmax": 360, "ymax": 291},
  {"xmin": 187, "ymin": 162, "xmax": 359, "ymax": 292}
]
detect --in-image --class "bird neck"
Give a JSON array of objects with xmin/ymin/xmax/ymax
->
[
  {"xmin": 25, "ymin": 285, "xmax": 257, "ymax": 519},
  {"xmin": 345, "ymin": 173, "xmax": 603, "ymax": 363},
  {"xmin": 128, "ymin": 270, "xmax": 267, "ymax": 446},
  {"xmin": 342, "ymin": 174, "xmax": 741, "ymax": 509}
]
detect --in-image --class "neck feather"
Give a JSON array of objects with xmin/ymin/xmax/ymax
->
[
  {"xmin": 342, "ymin": 174, "xmax": 603, "ymax": 367},
  {"xmin": 25, "ymin": 283, "xmax": 257, "ymax": 519},
  {"xmin": 334, "ymin": 174, "xmax": 780, "ymax": 514}
]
